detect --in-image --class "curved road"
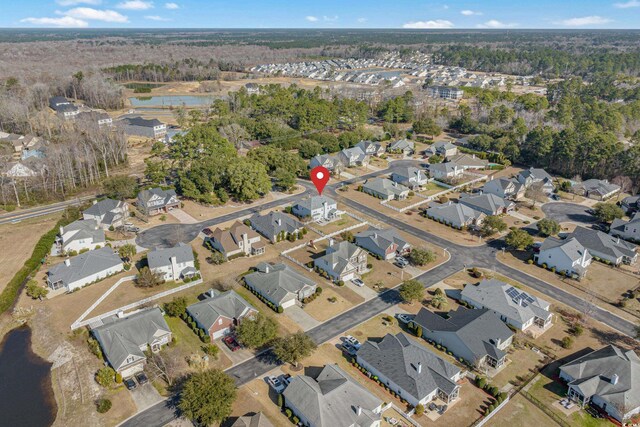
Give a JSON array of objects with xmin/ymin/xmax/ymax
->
[{"xmin": 121, "ymin": 162, "xmax": 637, "ymax": 427}]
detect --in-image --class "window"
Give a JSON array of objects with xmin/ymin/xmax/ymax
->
[{"xmin": 126, "ymin": 356, "xmax": 135, "ymax": 364}]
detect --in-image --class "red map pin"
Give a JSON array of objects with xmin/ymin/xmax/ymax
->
[{"xmin": 310, "ymin": 166, "xmax": 330, "ymax": 195}]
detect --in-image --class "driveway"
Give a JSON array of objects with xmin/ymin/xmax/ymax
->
[
  {"xmin": 168, "ymin": 209, "xmax": 198, "ymax": 224},
  {"xmin": 129, "ymin": 383, "xmax": 164, "ymax": 412},
  {"xmin": 284, "ymin": 305, "xmax": 320, "ymax": 331},
  {"xmin": 216, "ymin": 338, "xmax": 255, "ymax": 366},
  {"xmin": 346, "ymin": 280, "xmax": 378, "ymax": 300},
  {"xmin": 541, "ymin": 202, "xmax": 596, "ymax": 225}
]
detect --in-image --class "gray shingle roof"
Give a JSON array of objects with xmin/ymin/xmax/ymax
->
[
  {"xmin": 92, "ymin": 307, "xmax": 171, "ymax": 371},
  {"xmin": 230, "ymin": 413, "xmax": 274, "ymax": 427},
  {"xmin": 519, "ymin": 167, "xmax": 553, "ymax": 182},
  {"xmin": 122, "ymin": 116, "xmax": 163, "ymax": 127},
  {"xmin": 137, "ymin": 187, "xmax": 178, "ymax": 210},
  {"xmin": 293, "ymin": 195, "xmax": 336, "ymax": 212},
  {"xmin": 83, "ymin": 199, "xmax": 122, "ymax": 217},
  {"xmin": 425, "ymin": 202, "xmax": 484, "ymax": 226},
  {"xmin": 147, "ymin": 243, "xmax": 194, "ymax": 270},
  {"xmin": 568, "ymin": 226, "xmax": 636, "ymax": 261},
  {"xmin": 539, "ymin": 236, "xmax": 591, "ymax": 263},
  {"xmin": 459, "ymin": 193, "xmax": 514, "ymax": 215},
  {"xmin": 461, "ymin": 279, "xmax": 552, "ymax": 324},
  {"xmin": 357, "ymin": 333, "xmax": 460, "ymax": 401},
  {"xmin": 355, "ymin": 227, "xmax": 409, "ymax": 255},
  {"xmin": 282, "ymin": 364, "xmax": 382, "ymax": 427},
  {"xmin": 413, "ymin": 307, "xmax": 514, "ymax": 362},
  {"xmin": 448, "ymin": 153, "xmax": 488, "ymax": 168},
  {"xmin": 388, "ymin": 139, "xmax": 414, "ymax": 151},
  {"xmin": 428, "ymin": 162, "xmax": 461, "ymax": 175},
  {"xmin": 572, "ymin": 179, "xmax": 620, "ymax": 196},
  {"xmin": 316, "ymin": 241, "xmax": 364, "ymax": 276},
  {"xmin": 560, "ymin": 345, "xmax": 640, "ymax": 415},
  {"xmin": 61, "ymin": 219, "xmax": 106, "ymax": 249},
  {"xmin": 363, "ymin": 178, "xmax": 409, "ymax": 198},
  {"xmin": 244, "ymin": 263, "xmax": 316, "ymax": 305},
  {"xmin": 48, "ymin": 247, "xmax": 122, "ymax": 287},
  {"xmin": 186, "ymin": 290, "xmax": 256, "ymax": 331},
  {"xmin": 250, "ymin": 211, "xmax": 302, "ymax": 240}
]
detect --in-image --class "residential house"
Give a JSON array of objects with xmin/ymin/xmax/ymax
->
[
  {"xmin": 447, "ymin": 153, "xmax": 488, "ymax": 170},
  {"xmin": 458, "ymin": 193, "xmax": 515, "ymax": 216},
  {"xmin": 58, "ymin": 219, "xmax": 106, "ymax": 253},
  {"xmin": 567, "ymin": 226, "xmax": 637, "ymax": 266},
  {"xmin": 91, "ymin": 307, "xmax": 172, "ymax": 377},
  {"xmin": 413, "ymin": 307, "xmax": 514, "ymax": 369},
  {"xmin": 536, "ymin": 237, "xmax": 592, "ymax": 278},
  {"xmin": 428, "ymin": 162, "xmax": 463, "ymax": 181},
  {"xmin": 310, "ymin": 154, "xmax": 339, "ymax": 172},
  {"xmin": 120, "ymin": 116, "xmax": 167, "ymax": 139},
  {"xmin": 362, "ymin": 178, "xmax": 410, "ymax": 201},
  {"xmin": 386, "ymin": 139, "xmax": 415, "ymax": 156},
  {"xmin": 1, "ymin": 160, "xmax": 39, "ymax": 178},
  {"xmin": 249, "ymin": 211, "xmax": 303, "ymax": 243},
  {"xmin": 356, "ymin": 333, "xmax": 462, "ymax": 407},
  {"xmin": 571, "ymin": 179, "xmax": 621, "ymax": 201},
  {"xmin": 186, "ymin": 290, "xmax": 257, "ymax": 340},
  {"xmin": 82, "ymin": 199, "xmax": 129, "ymax": 230},
  {"xmin": 314, "ymin": 240, "xmax": 367, "ymax": 282},
  {"xmin": 292, "ymin": 196, "xmax": 343, "ymax": 222},
  {"xmin": 338, "ymin": 146, "xmax": 369, "ymax": 167},
  {"xmin": 77, "ymin": 111, "xmax": 113, "ymax": 128},
  {"xmin": 517, "ymin": 167, "xmax": 555, "ymax": 193},
  {"xmin": 559, "ymin": 345, "xmax": 640, "ymax": 422},
  {"xmin": 431, "ymin": 141, "xmax": 459, "ymax": 158},
  {"xmin": 461, "ymin": 279, "xmax": 553, "ymax": 332},
  {"xmin": 231, "ymin": 413, "xmax": 274, "ymax": 427},
  {"xmin": 147, "ymin": 243, "xmax": 197, "ymax": 281},
  {"xmin": 481, "ymin": 178, "xmax": 524, "ymax": 200},
  {"xmin": 47, "ymin": 247, "xmax": 124, "ymax": 291},
  {"xmin": 425, "ymin": 202, "xmax": 486, "ymax": 229},
  {"xmin": 244, "ymin": 262, "xmax": 317, "ymax": 309},
  {"xmin": 621, "ymin": 195, "xmax": 640, "ymax": 215},
  {"xmin": 137, "ymin": 188, "xmax": 180, "ymax": 216},
  {"xmin": 390, "ymin": 167, "xmax": 429, "ymax": 190},
  {"xmin": 203, "ymin": 221, "xmax": 265, "ymax": 259},
  {"xmin": 283, "ymin": 364, "xmax": 383, "ymax": 427},
  {"xmin": 427, "ymin": 86, "xmax": 464, "ymax": 100},
  {"xmin": 355, "ymin": 140, "xmax": 385, "ymax": 157},
  {"xmin": 355, "ymin": 227, "xmax": 411, "ymax": 260},
  {"xmin": 49, "ymin": 96, "xmax": 79, "ymax": 119},
  {"xmin": 244, "ymin": 83, "xmax": 260, "ymax": 95},
  {"xmin": 610, "ymin": 213, "xmax": 640, "ymax": 243}
]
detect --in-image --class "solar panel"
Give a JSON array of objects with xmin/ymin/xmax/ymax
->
[{"xmin": 506, "ymin": 287, "xmax": 519, "ymax": 298}]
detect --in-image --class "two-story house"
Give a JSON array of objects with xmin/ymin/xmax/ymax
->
[
  {"xmin": 58, "ymin": 219, "xmax": 106, "ymax": 253},
  {"xmin": 292, "ymin": 196, "xmax": 343, "ymax": 223},
  {"xmin": 203, "ymin": 221, "xmax": 265, "ymax": 259},
  {"xmin": 338, "ymin": 146, "xmax": 369, "ymax": 167},
  {"xmin": 314, "ymin": 240, "xmax": 367, "ymax": 282},
  {"xmin": 147, "ymin": 243, "xmax": 197, "ymax": 281},
  {"xmin": 610, "ymin": 213, "xmax": 640, "ymax": 244},
  {"xmin": 390, "ymin": 167, "xmax": 429, "ymax": 190},
  {"xmin": 82, "ymin": 199, "xmax": 129, "ymax": 230},
  {"xmin": 120, "ymin": 116, "xmax": 167, "ymax": 139},
  {"xmin": 481, "ymin": 177, "xmax": 524, "ymax": 200},
  {"xmin": 536, "ymin": 237, "xmax": 592, "ymax": 278},
  {"xmin": 186, "ymin": 290, "xmax": 257, "ymax": 340},
  {"xmin": 137, "ymin": 188, "xmax": 180, "ymax": 216}
]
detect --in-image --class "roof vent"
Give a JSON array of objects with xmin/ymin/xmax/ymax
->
[
  {"xmin": 417, "ymin": 362, "xmax": 422, "ymax": 374},
  {"xmin": 610, "ymin": 374, "xmax": 619, "ymax": 385}
]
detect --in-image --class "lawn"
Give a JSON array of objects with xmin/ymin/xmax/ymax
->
[
  {"xmin": 490, "ymin": 394, "xmax": 557, "ymax": 427},
  {"xmin": 313, "ymin": 214, "xmax": 365, "ymax": 236},
  {"xmin": 419, "ymin": 181, "xmax": 450, "ymax": 196},
  {"xmin": 231, "ymin": 377, "xmax": 290, "ymax": 426},
  {"xmin": 303, "ymin": 282, "xmax": 364, "ymax": 322},
  {"xmin": 389, "ymin": 209, "xmax": 485, "ymax": 247}
]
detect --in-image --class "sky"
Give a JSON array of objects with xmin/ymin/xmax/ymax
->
[{"xmin": 2, "ymin": 0, "xmax": 640, "ymax": 29}]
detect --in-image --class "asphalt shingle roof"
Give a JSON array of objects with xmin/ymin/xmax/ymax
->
[
  {"xmin": 186, "ymin": 290, "xmax": 256, "ymax": 331},
  {"xmin": 568, "ymin": 226, "xmax": 636, "ymax": 261},
  {"xmin": 244, "ymin": 263, "xmax": 316, "ymax": 305},
  {"xmin": 147, "ymin": 243, "xmax": 194, "ymax": 270},
  {"xmin": 250, "ymin": 211, "xmax": 302, "ymax": 240},
  {"xmin": 48, "ymin": 247, "xmax": 122, "ymax": 287}
]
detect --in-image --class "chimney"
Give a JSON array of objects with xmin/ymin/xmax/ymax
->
[
  {"xmin": 417, "ymin": 362, "xmax": 422, "ymax": 374},
  {"xmin": 59, "ymin": 226, "xmax": 64, "ymax": 236},
  {"xmin": 64, "ymin": 258, "xmax": 71, "ymax": 267},
  {"xmin": 581, "ymin": 248, "xmax": 588, "ymax": 266},
  {"xmin": 93, "ymin": 200, "xmax": 97, "ymax": 205},
  {"xmin": 356, "ymin": 406, "xmax": 362, "ymax": 416},
  {"xmin": 277, "ymin": 218, "xmax": 282, "ymax": 226},
  {"xmin": 116, "ymin": 310, "xmax": 125, "ymax": 318},
  {"xmin": 329, "ymin": 238, "xmax": 335, "ymax": 247},
  {"xmin": 610, "ymin": 374, "xmax": 619, "ymax": 385},
  {"xmin": 472, "ymin": 154, "xmax": 476, "ymax": 159},
  {"xmin": 264, "ymin": 265, "xmax": 270, "ymax": 273}
]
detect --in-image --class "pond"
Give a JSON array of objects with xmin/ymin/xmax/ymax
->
[
  {"xmin": 128, "ymin": 95, "xmax": 218, "ymax": 107},
  {"xmin": 0, "ymin": 326, "xmax": 57, "ymax": 427}
]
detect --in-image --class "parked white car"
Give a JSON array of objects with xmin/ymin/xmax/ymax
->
[{"xmin": 267, "ymin": 375, "xmax": 285, "ymax": 393}]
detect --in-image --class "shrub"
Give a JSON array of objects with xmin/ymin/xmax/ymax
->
[
  {"xmin": 285, "ymin": 408, "xmax": 292, "ymax": 418},
  {"xmin": 277, "ymin": 306, "xmax": 284, "ymax": 313},
  {"xmin": 337, "ymin": 280, "xmax": 345, "ymax": 287},
  {"xmin": 476, "ymin": 377, "xmax": 486, "ymax": 389},
  {"xmin": 95, "ymin": 367, "xmax": 115, "ymax": 388},
  {"xmin": 316, "ymin": 287, "xmax": 322, "ymax": 295},
  {"xmin": 96, "ymin": 398, "xmax": 112, "ymax": 414},
  {"xmin": 292, "ymin": 416, "xmax": 299, "ymax": 424},
  {"xmin": 202, "ymin": 344, "xmax": 219, "ymax": 358},
  {"xmin": 527, "ymin": 259, "xmax": 533, "ymax": 264},
  {"xmin": 115, "ymin": 373, "xmax": 122, "ymax": 384},
  {"xmin": 87, "ymin": 337, "xmax": 103, "ymax": 359},
  {"xmin": 561, "ymin": 336, "xmax": 574, "ymax": 349},
  {"xmin": 366, "ymin": 263, "xmax": 373, "ymax": 269}
]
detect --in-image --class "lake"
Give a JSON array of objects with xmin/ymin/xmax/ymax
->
[
  {"xmin": 128, "ymin": 95, "xmax": 218, "ymax": 107},
  {"xmin": 0, "ymin": 326, "xmax": 57, "ymax": 427}
]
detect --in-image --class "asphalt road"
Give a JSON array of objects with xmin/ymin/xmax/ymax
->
[
  {"xmin": 0, "ymin": 196, "xmax": 94, "ymax": 225},
  {"xmin": 541, "ymin": 202, "xmax": 597, "ymax": 225}
]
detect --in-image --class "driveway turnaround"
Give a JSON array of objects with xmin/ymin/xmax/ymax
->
[{"xmin": 542, "ymin": 202, "xmax": 597, "ymax": 225}]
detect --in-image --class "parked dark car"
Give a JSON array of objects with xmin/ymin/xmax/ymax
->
[
  {"xmin": 135, "ymin": 372, "xmax": 148, "ymax": 385},
  {"xmin": 223, "ymin": 336, "xmax": 241, "ymax": 352},
  {"xmin": 124, "ymin": 377, "xmax": 137, "ymax": 390}
]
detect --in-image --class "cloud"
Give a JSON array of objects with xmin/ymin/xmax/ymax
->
[
  {"xmin": 554, "ymin": 15, "xmax": 612, "ymax": 26},
  {"xmin": 21, "ymin": 16, "xmax": 88, "ymax": 27},
  {"xmin": 461, "ymin": 9, "xmax": 482, "ymax": 16},
  {"xmin": 63, "ymin": 7, "xmax": 129, "ymax": 22},
  {"xmin": 56, "ymin": 0, "xmax": 101, "ymax": 5},
  {"xmin": 477, "ymin": 19, "xmax": 518, "ymax": 28},
  {"xmin": 305, "ymin": 15, "xmax": 318, "ymax": 22},
  {"xmin": 614, "ymin": 0, "xmax": 640, "ymax": 8},
  {"xmin": 116, "ymin": 0, "xmax": 153, "ymax": 10},
  {"xmin": 164, "ymin": 2, "xmax": 179, "ymax": 9},
  {"xmin": 323, "ymin": 15, "xmax": 338, "ymax": 22},
  {"xmin": 145, "ymin": 15, "xmax": 170, "ymax": 21},
  {"xmin": 357, "ymin": 17, "xmax": 368, "ymax": 23},
  {"xmin": 403, "ymin": 19, "xmax": 454, "ymax": 29}
]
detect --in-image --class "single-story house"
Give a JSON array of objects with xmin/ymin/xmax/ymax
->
[
  {"xmin": 147, "ymin": 243, "xmax": 197, "ymax": 282},
  {"xmin": 425, "ymin": 202, "xmax": 486, "ymax": 229},
  {"xmin": 244, "ymin": 83, "xmax": 261, "ymax": 95},
  {"xmin": 249, "ymin": 211, "xmax": 303, "ymax": 243},
  {"xmin": 244, "ymin": 263, "xmax": 317, "ymax": 309},
  {"xmin": 567, "ymin": 226, "xmax": 637, "ymax": 266},
  {"xmin": 49, "ymin": 96, "xmax": 79, "ymax": 119},
  {"xmin": 458, "ymin": 193, "xmax": 515, "ymax": 216},
  {"xmin": 461, "ymin": 279, "xmax": 553, "ymax": 332},
  {"xmin": 310, "ymin": 154, "xmax": 340, "ymax": 172},
  {"xmin": 559, "ymin": 345, "xmax": 640, "ymax": 422},
  {"xmin": 283, "ymin": 364, "xmax": 383, "ymax": 427},
  {"xmin": 82, "ymin": 199, "xmax": 129, "ymax": 230},
  {"xmin": 137, "ymin": 187, "xmax": 180, "ymax": 216},
  {"xmin": 517, "ymin": 167, "xmax": 554, "ymax": 193},
  {"xmin": 204, "ymin": 221, "xmax": 265, "ymax": 259},
  {"xmin": 362, "ymin": 178, "xmax": 410, "ymax": 201},
  {"xmin": 390, "ymin": 167, "xmax": 429, "ymax": 190},
  {"xmin": 481, "ymin": 178, "xmax": 524, "ymax": 200},
  {"xmin": 621, "ymin": 195, "xmax": 640, "ymax": 215},
  {"xmin": 413, "ymin": 307, "xmax": 514, "ymax": 369},
  {"xmin": 91, "ymin": 307, "xmax": 172, "ymax": 377},
  {"xmin": 338, "ymin": 146, "xmax": 369, "ymax": 167},
  {"xmin": 119, "ymin": 116, "xmax": 167, "ymax": 139},
  {"xmin": 292, "ymin": 196, "xmax": 343, "ymax": 223},
  {"xmin": 186, "ymin": 290, "xmax": 257, "ymax": 341},
  {"xmin": 58, "ymin": 219, "xmax": 106, "ymax": 253},
  {"xmin": 356, "ymin": 333, "xmax": 462, "ymax": 408},
  {"xmin": 536, "ymin": 237, "xmax": 592, "ymax": 278},
  {"xmin": 428, "ymin": 162, "xmax": 464, "ymax": 181},
  {"xmin": 386, "ymin": 139, "xmax": 415, "ymax": 156},
  {"xmin": 355, "ymin": 227, "xmax": 411, "ymax": 260},
  {"xmin": 610, "ymin": 212, "xmax": 640, "ymax": 243},
  {"xmin": 355, "ymin": 140, "xmax": 385, "ymax": 157},
  {"xmin": 314, "ymin": 240, "xmax": 367, "ymax": 282},
  {"xmin": 47, "ymin": 247, "xmax": 124, "ymax": 292},
  {"xmin": 447, "ymin": 153, "xmax": 489, "ymax": 170},
  {"xmin": 571, "ymin": 179, "xmax": 621, "ymax": 201}
]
